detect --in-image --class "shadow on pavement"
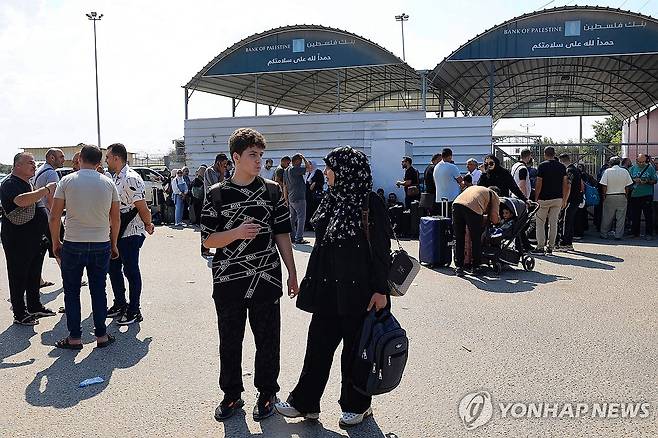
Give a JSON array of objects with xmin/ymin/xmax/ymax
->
[
  {"xmin": 220, "ymin": 409, "xmax": 391, "ymax": 437},
  {"xmin": 25, "ymin": 316, "xmax": 151, "ymax": 409},
  {"xmin": 537, "ymin": 254, "xmax": 615, "ymax": 270},
  {"xmin": 0, "ymin": 324, "xmax": 37, "ymax": 369},
  {"xmin": 40, "ymin": 286, "xmax": 64, "ymax": 307},
  {"xmin": 463, "ymin": 269, "xmax": 569, "ymax": 294},
  {"xmin": 570, "ymin": 251, "xmax": 624, "ymax": 263}
]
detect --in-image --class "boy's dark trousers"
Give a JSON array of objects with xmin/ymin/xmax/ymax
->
[{"xmin": 214, "ymin": 297, "xmax": 281, "ymax": 400}]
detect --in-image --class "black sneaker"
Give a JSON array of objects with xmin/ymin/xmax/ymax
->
[
  {"xmin": 117, "ymin": 310, "xmax": 143, "ymax": 325},
  {"xmin": 14, "ymin": 314, "xmax": 39, "ymax": 326},
  {"xmin": 529, "ymin": 248, "xmax": 545, "ymax": 255},
  {"xmin": 295, "ymin": 239, "xmax": 310, "ymax": 245},
  {"xmin": 214, "ymin": 398, "xmax": 245, "ymax": 421},
  {"xmin": 454, "ymin": 267, "xmax": 465, "ymax": 277},
  {"xmin": 107, "ymin": 304, "xmax": 126, "ymax": 318},
  {"xmin": 253, "ymin": 394, "xmax": 278, "ymax": 421},
  {"xmin": 29, "ymin": 307, "xmax": 56, "ymax": 318}
]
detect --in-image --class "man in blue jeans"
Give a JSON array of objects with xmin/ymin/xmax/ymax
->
[
  {"xmin": 105, "ymin": 143, "xmax": 155, "ymax": 325},
  {"xmin": 284, "ymin": 153, "xmax": 310, "ymax": 244},
  {"xmin": 50, "ymin": 145, "xmax": 120, "ymax": 349}
]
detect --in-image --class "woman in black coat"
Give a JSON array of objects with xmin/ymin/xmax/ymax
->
[
  {"xmin": 478, "ymin": 154, "xmax": 528, "ymax": 200},
  {"xmin": 275, "ymin": 146, "xmax": 392, "ymax": 427}
]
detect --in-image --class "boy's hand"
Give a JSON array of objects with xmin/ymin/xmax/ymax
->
[
  {"xmin": 287, "ymin": 273, "xmax": 299, "ymax": 298},
  {"xmin": 235, "ymin": 219, "xmax": 261, "ymax": 240}
]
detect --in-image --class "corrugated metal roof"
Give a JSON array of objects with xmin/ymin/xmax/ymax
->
[
  {"xmin": 429, "ymin": 6, "xmax": 658, "ymax": 120},
  {"xmin": 184, "ymin": 25, "xmax": 456, "ymax": 114}
]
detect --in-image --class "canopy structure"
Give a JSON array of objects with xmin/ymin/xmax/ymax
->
[
  {"xmin": 184, "ymin": 25, "xmax": 452, "ymax": 116},
  {"xmin": 429, "ymin": 6, "xmax": 658, "ymax": 121}
]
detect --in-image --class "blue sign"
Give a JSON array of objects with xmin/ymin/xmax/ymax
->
[
  {"xmin": 449, "ymin": 10, "xmax": 658, "ymax": 61},
  {"xmin": 204, "ymin": 29, "xmax": 403, "ymax": 76}
]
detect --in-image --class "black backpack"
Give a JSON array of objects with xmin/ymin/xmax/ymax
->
[{"xmin": 351, "ymin": 308, "xmax": 409, "ymax": 396}]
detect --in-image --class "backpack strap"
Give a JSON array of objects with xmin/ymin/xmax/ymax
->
[
  {"xmin": 208, "ymin": 177, "xmax": 281, "ymax": 229},
  {"xmin": 35, "ymin": 166, "xmax": 57, "ymax": 184}
]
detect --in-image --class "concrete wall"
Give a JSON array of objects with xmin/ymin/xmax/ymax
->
[{"xmin": 184, "ymin": 111, "xmax": 492, "ymax": 197}]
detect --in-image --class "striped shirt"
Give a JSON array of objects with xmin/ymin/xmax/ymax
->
[{"xmin": 200, "ymin": 177, "xmax": 291, "ymax": 303}]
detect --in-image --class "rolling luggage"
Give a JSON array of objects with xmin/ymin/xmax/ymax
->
[
  {"xmin": 409, "ymin": 200, "xmax": 420, "ymax": 238},
  {"xmin": 398, "ymin": 209, "xmax": 411, "ymax": 237},
  {"xmin": 418, "ymin": 200, "xmax": 453, "ymax": 267}
]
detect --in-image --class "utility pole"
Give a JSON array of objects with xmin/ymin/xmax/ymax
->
[
  {"xmin": 395, "ymin": 13, "xmax": 409, "ymax": 61},
  {"xmin": 86, "ymin": 11, "xmax": 103, "ymax": 148}
]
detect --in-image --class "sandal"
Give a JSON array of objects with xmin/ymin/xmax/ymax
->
[
  {"xmin": 96, "ymin": 334, "xmax": 116, "ymax": 348},
  {"xmin": 55, "ymin": 337, "xmax": 83, "ymax": 350},
  {"xmin": 39, "ymin": 281, "xmax": 55, "ymax": 289}
]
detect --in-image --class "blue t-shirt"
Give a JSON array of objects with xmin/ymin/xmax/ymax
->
[
  {"xmin": 433, "ymin": 161, "xmax": 462, "ymax": 202},
  {"xmin": 629, "ymin": 164, "xmax": 657, "ymax": 198}
]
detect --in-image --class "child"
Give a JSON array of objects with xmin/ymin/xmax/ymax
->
[
  {"xmin": 462, "ymin": 173, "xmax": 473, "ymax": 190},
  {"xmin": 201, "ymin": 128, "xmax": 299, "ymax": 422}
]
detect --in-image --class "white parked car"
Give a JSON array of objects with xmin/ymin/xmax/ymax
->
[{"xmin": 131, "ymin": 167, "xmax": 165, "ymax": 205}]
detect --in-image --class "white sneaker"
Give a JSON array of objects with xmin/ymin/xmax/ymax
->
[
  {"xmin": 339, "ymin": 407, "xmax": 372, "ymax": 428},
  {"xmin": 274, "ymin": 401, "xmax": 319, "ymax": 420}
]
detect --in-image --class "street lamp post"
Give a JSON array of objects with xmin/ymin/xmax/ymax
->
[
  {"xmin": 86, "ymin": 11, "xmax": 103, "ymax": 148},
  {"xmin": 395, "ymin": 13, "xmax": 409, "ymax": 61}
]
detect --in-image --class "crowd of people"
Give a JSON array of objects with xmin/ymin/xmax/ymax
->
[
  {"xmin": 388, "ymin": 146, "xmax": 657, "ymax": 276},
  {"xmin": 1, "ymin": 144, "xmax": 154, "ymax": 337},
  {"xmin": 2, "ymin": 130, "xmax": 656, "ymax": 427}
]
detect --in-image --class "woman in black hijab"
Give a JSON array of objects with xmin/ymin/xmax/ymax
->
[
  {"xmin": 478, "ymin": 154, "xmax": 528, "ymax": 200},
  {"xmin": 276, "ymin": 146, "xmax": 392, "ymax": 427}
]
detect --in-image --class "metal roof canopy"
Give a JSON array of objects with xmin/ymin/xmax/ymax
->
[
  {"xmin": 429, "ymin": 6, "xmax": 658, "ymax": 121},
  {"xmin": 184, "ymin": 25, "xmax": 459, "ymax": 117}
]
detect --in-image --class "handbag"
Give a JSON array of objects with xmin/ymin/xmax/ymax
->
[
  {"xmin": 362, "ymin": 196, "xmax": 420, "ymax": 297},
  {"xmin": 5, "ymin": 204, "xmax": 36, "ymax": 226},
  {"xmin": 406, "ymin": 186, "xmax": 420, "ymax": 197}
]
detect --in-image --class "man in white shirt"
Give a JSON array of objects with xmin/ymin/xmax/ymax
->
[
  {"xmin": 511, "ymin": 149, "xmax": 532, "ymax": 199},
  {"xmin": 466, "ymin": 158, "xmax": 482, "ymax": 185},
  {"xmin": 599, "ymin": 156, "xmax": 633, "ymax": 240},
  {"xmin": 34, "ymin": 148, "xmax": 66, "ymax": 285},
  {"xmin": 433, "ymin": 148, "xmax": 463, "ymax": 217},
  {"xmin": 105, "ymin": 143, "xmax": 155, "ymax": 325},
  {"xmin": 49, "ymin": 145, "xmax": 120, "ymax": 349},
  {"xmin": 259, "ymin": 158, "xmax": 276, "ymax": 180}
]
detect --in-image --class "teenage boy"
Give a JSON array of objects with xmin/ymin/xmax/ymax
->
[{"xmin": 201, "ymin": 128, "xmax": 299, "ymax": 422}]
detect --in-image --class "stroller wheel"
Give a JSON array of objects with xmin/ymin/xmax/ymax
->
[
  {"xmin": 492, "ymin": 261, "xmax": 503, "ymax": 275},
  {"xmin": 522, "ymin": 256, "xmax": 536, "ymax": 271}
]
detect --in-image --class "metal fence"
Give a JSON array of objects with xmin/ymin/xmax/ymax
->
[{"xmin": 494, "ymin": 143, "xmax": 658, "ymax": 176}]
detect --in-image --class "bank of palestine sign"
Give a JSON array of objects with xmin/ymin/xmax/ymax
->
[
  {"xmin": 203, "ymin": 30, "xmax": 402, "ymax": 76},
  {"xmin": 449, "ymin": 9, "xmax": 658, "ymax": 60}
]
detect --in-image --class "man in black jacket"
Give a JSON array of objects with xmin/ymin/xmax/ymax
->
[{"xmin": 478, "ymin": 155, "xmax": 527, "ymax": 201}]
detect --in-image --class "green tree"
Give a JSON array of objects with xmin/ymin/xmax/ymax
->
[{"xmin": 592, "ymin": 116, "xmax": 622, "ymax": 144}]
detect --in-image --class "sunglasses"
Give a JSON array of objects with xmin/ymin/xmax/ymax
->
[{"xmin": 485, "ymin": 161, "xmax": 495, "ymax": 167}]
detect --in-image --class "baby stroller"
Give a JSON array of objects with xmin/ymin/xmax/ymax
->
[{"xmin": 481, "ymin": 197, "xmax": 539, "ymax": 275}]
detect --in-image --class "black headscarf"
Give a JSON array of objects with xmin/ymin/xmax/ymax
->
[{"xmin": 311, "ymin": 146, "xmax": 373, "ymax": 243}]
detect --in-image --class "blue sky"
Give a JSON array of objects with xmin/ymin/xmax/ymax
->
[{"xmin": 1, "ymin": 0, "xmax": 657, "ymax": 163}]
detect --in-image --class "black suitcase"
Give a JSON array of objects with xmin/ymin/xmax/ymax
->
[
  {"xmin": 398, "ymin": 210, "xmax": 411, "ymax": 237},
  {"xmin": 388, "ymin": 204, "xmax": 403, "ymax": 232},
  {"xmin": 409, "ymin": 201, "xmax": 420, "ymax": 238}
]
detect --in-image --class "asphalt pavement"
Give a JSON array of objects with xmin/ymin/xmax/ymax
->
[{"xmin": 0, "ymin": 226, "xmax": 656, "ymax": 437}]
